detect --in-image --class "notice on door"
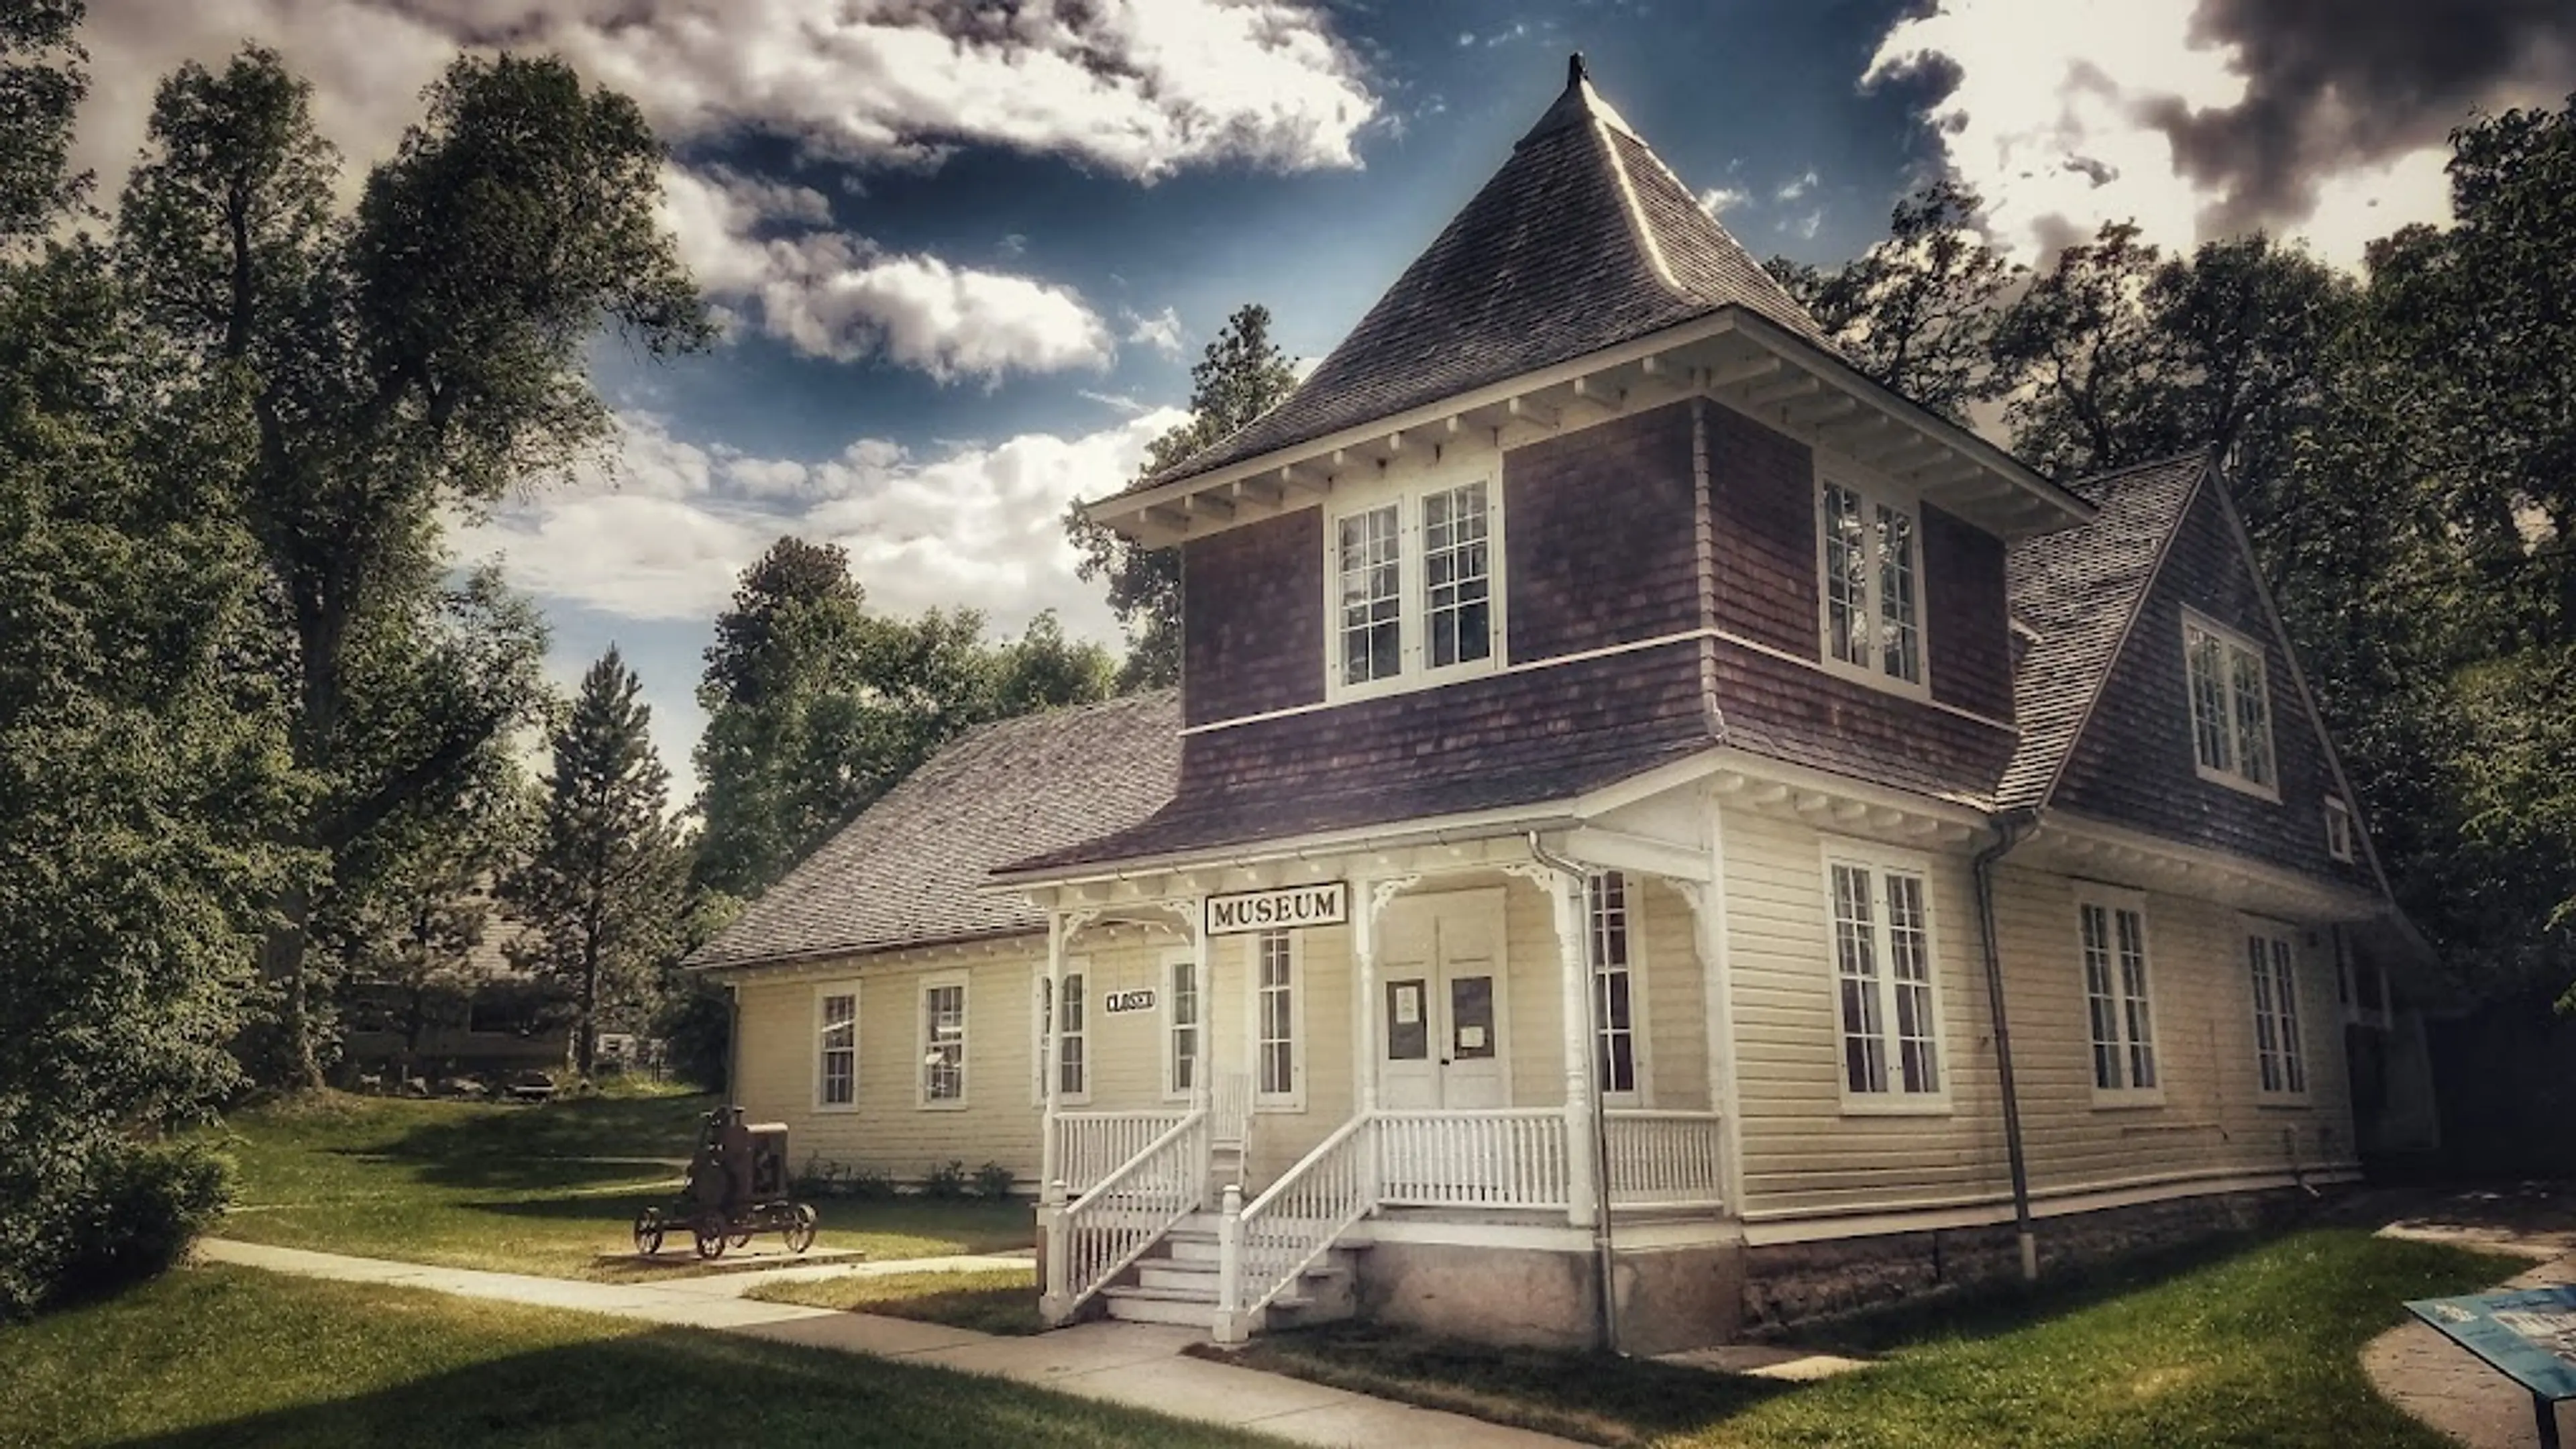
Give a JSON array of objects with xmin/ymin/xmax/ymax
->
[{"xmin": 1205, "ymin": 881, "xmax": 1349, "ymax": 936}]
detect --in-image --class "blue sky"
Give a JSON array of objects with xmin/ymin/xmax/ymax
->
[{"xmin": 69, "ymin": 0, "xmax": 2573, "ymax": 797}]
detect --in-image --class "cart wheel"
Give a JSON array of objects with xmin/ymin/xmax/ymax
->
[
  {"xmin": 784, "ymin": 1203, "xmax": 817, "ymax": 1255},
  {"xmin": 692, "ymin": 1214, "xmax": 729, "ymax": 1260},
  {"xmin": 731, "ymin": 1226, "xmax": 754, "ymax": 1250},
  {"xmin": 633, "ymin": 1207, "xmax": 665, "ymax": 1257}
]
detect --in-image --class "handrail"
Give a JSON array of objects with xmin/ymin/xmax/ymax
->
[
  {"xmin": 1055, "ymin": 1110, "xmax": 1189, "ymax": 1194},
  {"xmin": 1043, "ymin": 1108, "xmax": 1208, "ymax": 1324},
  {"xmin": 1216, "ymin": 1114, "xmax": 1377, "ymax": 1342}
]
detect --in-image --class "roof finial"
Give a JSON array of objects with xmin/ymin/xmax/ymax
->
[{"xmin": 1568, "ymin": 52, "xmax": 1589, "ymax": 90}]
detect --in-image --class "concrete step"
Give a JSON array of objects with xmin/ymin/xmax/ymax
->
[
  {"xmin": 1136, "ymin": 1259, "xmax": 1219, "ymax": 1293},
  {"xmin": 1101, "ymin": 1283, "xmax": 1217, "ymax": 1327}
]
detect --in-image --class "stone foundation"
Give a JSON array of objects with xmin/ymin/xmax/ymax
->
[
  {"xmin": 1740, "ymin": 1185, "xmax": 2328, "ymax": 1333},
  {"xmin": 1353, "ymin": 1236, "xmax": 1746, "ymax": 1354}
]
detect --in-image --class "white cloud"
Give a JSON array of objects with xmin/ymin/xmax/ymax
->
[
  {"xmin": 453, "ymin": 405, "xmax": 1191, "ymax": 638},
  {"xmin": 77, "ymin": 0, "xmax": 1379, "ymax": 197},
  {"xmin": 1775, "ymin": 170, "xmax": 1818, "ymax": 203},
  {"xmin": 1863, "ymin": 0, "xmax": 2454, "ymax": 268},
  {"xmin": 1123, "ymin": 305, "xmax": 1186, "ymax": 359},
  {"xmin": 1696, "ymin": 186, "xmax": 1750, "ymax": 217}
]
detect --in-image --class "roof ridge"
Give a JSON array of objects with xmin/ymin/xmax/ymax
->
[
  {"xmin": 1594, "ymin": 106, "xmax": 1684, "ymax": 297},
  {"xmin": 2064, "ymin": 448, "xmax": 2218, "ymax": 490}
]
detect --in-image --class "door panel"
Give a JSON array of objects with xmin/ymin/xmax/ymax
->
[{"xmin": 1375, "ymin": 889, "xmax": 1511, "ymax": 1110}]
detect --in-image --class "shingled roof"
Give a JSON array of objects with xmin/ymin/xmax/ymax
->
[
  {"xmin": 689, "ymin": 692, "xmax": 1180, "ymax": 971},
  {"xmin": 1997, "ymin": 453, "xmax": 2212, "ymax": 810},
  {"xmin": 1139, "ymin": 56, "xmax": 1826, "ymax": 490}
]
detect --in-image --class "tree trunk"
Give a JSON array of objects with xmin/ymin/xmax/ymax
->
[
  {"xmin": 260, "ymin": 880, "xmax": 325, "ymax": 1090},
  {"xmin": 577, "ymin": 932, "xmax": 600, "ymax": 1080}
]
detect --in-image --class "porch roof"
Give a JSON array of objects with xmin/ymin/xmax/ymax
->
[{"xmin": 688, "ymin": 691, "xmax": 1181, "ymax": 971}]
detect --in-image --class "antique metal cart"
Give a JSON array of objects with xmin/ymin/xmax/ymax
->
[{"xmin": 633, "ymin": 1106, "xmax": 817, "ymax": 1260}]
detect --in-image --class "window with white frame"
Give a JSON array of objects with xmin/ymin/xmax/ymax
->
[
  {"xmin": 1819, "ymin": 472, "xmax": 1924, "ymax": 690},
  {"xmin": 2324, "ymin": 798, "xmax": 2355, "ymax": 863},
  {"xmin": 2184, "ymin": 612, "xmax": 2276, "ymax": 794},
  {"xmin": 1589, "ymin": 871, "xmax": 1644, "ymax": 1102},
  {"xmin": 2077, "ymin": 894, "xmax": 2159, "ymax": 1099},
  {"xmin": 1826, "ymin": 851, "xmax": 1942, "ymax": 1102},
  {"xmin": 1328, "ymin": 475, "xmax": 1500, "ymax": 696},
  {"xmin": 1167, "ymin": 954, "xmax": 1200, "ymax": 1099},
  {"xmin": 816, "ymin": 987, "xmax": 857, "ymax": 1109},
  {"xmin": 1057, "ymin": 970, "xmax": 1087, "ymax": 1101},
  {"xmin": 1254, "ymin": 930, "xmax": 1301, "ymax": 1107},
  {"xmin": 2247, "ymin": 928, "xmax": 2306, "ymax": 1097},
  {"xmin": 920, "ymin": 977, "xmax": 966, "ymax": 1106}
]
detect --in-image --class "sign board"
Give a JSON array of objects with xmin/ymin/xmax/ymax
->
[
  {"xmin": 1102, "ymin": 988, "xmax": 1156, "ymax": 1015},
  {"xmin": 1205, "ymin": 882, "xmax": 1349, "ymax": 936},
  {"xmin": 2408, "ymin": 1286, "xmax": 2576, "ymax": 1448}
]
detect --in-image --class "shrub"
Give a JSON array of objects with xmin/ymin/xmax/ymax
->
[
  {"xmin": 794, "ymin": 1157, "xmax": 896, "ymax": 1201},
  {"xmin": 0, "ymin": 1139, "xmax": 235, "ymax": 1317},
  {"xmin": 972, "ymin": 1161, "xmax": 1016, "ymax": 1201},
  {"xmin": 922, "ymin": 1159, "xmax": 969, "ymax": 1200}
]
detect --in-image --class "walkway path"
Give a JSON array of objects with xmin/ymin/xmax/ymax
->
[
  {"xmin": 198, "ymin": 1240, "xmax": 1574, "ymax": 1449},
  {"xmin": 2357, "ymin": 1185, "xmax": 2576, "ymax": 1449}
]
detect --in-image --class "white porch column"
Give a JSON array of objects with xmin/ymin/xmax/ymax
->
[
  {"xmin": 1352, "ymin": 877, "xmax": 1379, "ymax": 1118},
  {"xmin": 1190, "ymin": 897, "xmax": 1213, "ymax": 1118},
  {"xmin": 1039, "ymin": 910, "xmax": 1067, "ymax": 1203},
  {"xmin": 1550, "ymin": 870, "xmax": 1599, "ymax": 1229}
]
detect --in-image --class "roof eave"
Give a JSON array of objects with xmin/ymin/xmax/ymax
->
[{"xmin": 1080, "ymin": 307, "xmax": 2092, "ymax": 551}]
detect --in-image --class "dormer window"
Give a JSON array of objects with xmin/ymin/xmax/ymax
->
[
  {"xmin": 1817, "ymin": 468, "xmax": 1924, "ymax": 692},
  {"xmin": 1327, "ymin": 472, "xmax": 1502, "ymax": 699},
  {"xmin": 2324, "ymin": 798, "xmax": 2355, "ymax": 863},
  {"xmin": 2183, "ymin": 610, "xmax": 2276, "ymax": 798}
]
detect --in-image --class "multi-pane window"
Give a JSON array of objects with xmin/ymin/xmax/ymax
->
[
  {"xmin": 922, "ymin": 980, "xmax": 966, "ymax": 1105},
  {"xmin": 2249, "ymin": 930, "xmax": 2306, "ymax": 1096},
  {"xmin": 2078, "ymin": 898, "xmax": 2159, "ymax": 1096},
  {"xmin": 1256, "ymin": 930, "xmax": 1297, "ymax": 1103},
  {"xmin": 1589, "ymin": 871, "xmax": 1640, "ymax": 1099},
  {"xmin": 817, "ymin": 989, "xmax": 857, "ymax": 1108},
  {"xmin": 1828, "ymin": 856, "xmax": 1941, "ymax": 1099},
  {"xmin": 2324, "ymin": 798, "xmax": 2355, "ymax": 863},
  {"xmin": 2185, "ymin": 614, "xmax": 2275, "ymax": 793},
  {"xmin": 1057, "ymin": 971, "xmax": 1086, "ymax": 1099},
  {"xmin": 1820, "ymin": 476, "xmax": 1923, "ymax": 688},
  {"xmin": 1338, "ymin": 504, "xmax": 1402, "ymax": 686},
  {"xmin": 1423, "ymin": 482, "xmax": 1492, "ymax": 669},
  {"xmin": 1168, "ymin": 957, "xmax": 1199, "ymax": 1097}
]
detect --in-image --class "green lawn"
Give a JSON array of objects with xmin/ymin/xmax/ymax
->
[
  {"xmin": 0, "ymin": 1265, "xmax": 1275, "ymax": 1449},
  {"xmin": 745, "ymin": 1267, "xmax": 1042, "ymax": 1336},
  {"xmin": 1217, "ymin": 1229, "xmax": 2518, "ymax": 1448},
  {"xmin": 211, "ymin": 1090, "xmax": 1031, "ymax": 1279}
]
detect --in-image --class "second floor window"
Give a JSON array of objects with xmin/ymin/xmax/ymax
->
[
  {"xmin": 1819, "ymin": 474, "xmax": 1923, "ymax": 690},
  {"xmin": 1330, "ymin": 476, "xmax": 1499, "ymax": 696},
  {"xmin": 2185, "ymin": 612, "xmax": 2276, "ymax": 794}
]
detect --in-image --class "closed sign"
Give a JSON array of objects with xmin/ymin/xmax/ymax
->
[
  {"xmin": 1205, "ymin": 882, "xmax": 1349, "ymax": 936},
  {"xmin": 1102, "ymin": 988, "xmax": 1156, "ymax": 1014}
]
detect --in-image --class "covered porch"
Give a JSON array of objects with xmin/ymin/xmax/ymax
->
[{"xmin": 1014, "ymin": 794, "xmax": 1735, "ymax": 1338}]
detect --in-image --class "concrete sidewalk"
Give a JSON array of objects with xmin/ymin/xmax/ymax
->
[
  {"xmin": 2357, "ymin": 1186, "xmax": 2576, "ymax": 1449},
  {"xmin": 197, "ymin": 1240, "xmax": 1574, "ymax": 1449}
]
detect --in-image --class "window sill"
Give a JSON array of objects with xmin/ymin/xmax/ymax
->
[
  {"xmin": 813, "ymin": 1102, "xmax": 861, "ymax": 1115},
  {"xmin": 1839, "ymin": 1095, "xmax": 1952, "ymax": 1118},
  {"xmin": 2090, "ymin": 1091, "xmax": 2167, "ymax": 1110},
  {"xmin": 917, "ymin": 1099, "xmax": 971, "ymax": 1112},
  {"xmin": 2254, "ymin": 1093, "xmax": 2313, "ymax": 1108},
  {"xmin": 2194, "ymin": 763, "xmax": 2282, "ymax": 803},
  {"xmin": 1324, "ymin": 657, "xmax": 1503, "ymax": 709},
  {"xmin": 1819, "ymin": 654, "xmax": 1931, "ymax": 704}
]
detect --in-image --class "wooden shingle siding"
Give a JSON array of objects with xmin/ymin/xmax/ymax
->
[
  {"xmin": 1703, "ymin": 401, "xmax": 1819, "ymax": 657},
  {"xmin": 1503, "ymin": 400, "xmax": 1701, "ymax": 660},
  {"xmin": 1183, "ymin": 508, "xmax": 1325, "ymax": 727},
  {"xmin": 2049, "ymin": 481, "xmax": 2366, "ymax": 885},
  {"xmin": 1922, "ymin": 504, "xmax": 2013, "ymax": 723},
  {"xmin": 1721, "ymin": 800, "xmax": 2357, "ymax": 1222},
  {"xmin": 1703, "ymin": 635, "xmax": 2017, "ymax": 800}
]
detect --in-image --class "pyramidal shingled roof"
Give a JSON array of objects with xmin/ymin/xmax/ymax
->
[{"xmin": 1145, "ymin": 56, "xmax": 1828, "ymax": 489}]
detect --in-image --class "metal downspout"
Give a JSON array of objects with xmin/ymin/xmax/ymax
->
[
  {"xmin": 1974, "ymin": 810, "xmax": 2040, "ymax": 1282},
  {"xmin": 1527, "ymin": 830, "xmax": 1619, "ymax": 1355}
]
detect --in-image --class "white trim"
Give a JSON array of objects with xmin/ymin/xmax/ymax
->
[
  {"xmin": 1055, "ymin": 961, "xmax": 1091, "ymax": 1106},
  {"xmin": 1819, "ymin": 838, "xmax": 1951, "ymax": 1114},
  {"xmin": 1250, "ymin": 928, "xmax": 1307, "ymax": 1112},
  {"xmin": 1813, "ymin": 459, "xmax": 1931, "ymax": 702},
  {"xmin": 1736, "ymin": 1165, "xmax": 2363, "ymax": 1242},
  {"xmin": 1161, "ymin": 945, "xmax": 1201, "ymax": 1103},
  {"xmin": 918, "ymin": 972, "xmax": 969, "ymax": 1110},
  {"xmin": 1321, "ymin": 457, "xmax": 1507, "ymax": 705},
  {"xmin": 1342, "ymin": 1214, "xmax": 1745, "ymax": 1253},
  {"xmin": 1588, "ymin": 870, "xmax": 1651, "ymax": 1108},
  {"xmin": 2324, "ymin": 797, "xmax": 2356, "ymax": 863},
  {"xmin": 2037, "ymin": 810, "xmax": 2385, "ymax": 920},
  {"xmin": 812, "ymin": 981, "xmax": 860, "ymax": 1113},
  {"xmin": 2240, "ymin": 916, "xmax": 2310, "ymax": 1104},
  {"xmin": 2072, "ymin": 884, "xmax": 2165, "ymax": 1108},
  {"xmin": 2182, "ymin": 606, "xmax": 2282, "ymax": 802}
]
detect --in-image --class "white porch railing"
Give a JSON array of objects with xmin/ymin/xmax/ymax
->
[
  {"xmin": 1212, "ymin": 1071, "xmax": 1253, "ymax": 1147},
  {"xmin": 1055, "ymin": 1110, "xmax": 1189, "ymax": 1195},
  {"xmin": 1042, "ymin": 1109, "xmax": 1207, "ymax": 1324},
  {"xmin": 1375, "ymin": 1108, "xmax": 1571, "ymax": 1210},
  {"xmin": 1605, "ymin": 1109, "xmax": 1727, "ymax": 1209},
  {"xmin": 1217, "ymin": 1114, "xmax": 1375, "ymax": 1342}
]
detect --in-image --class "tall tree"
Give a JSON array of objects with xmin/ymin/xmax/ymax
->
[
  {"xmin": 0, "ymin": 0, "xmax": 86, "ymax": 244},
  {"xmin": 1766, "ymin": 180, "xmax": 2018, "ymax": 421},
  {"xmin": 507, "ymin": 648, "xmax": 684, "ymax": 1078},
  {"xmin": 1986, "ymin": 221, "xmax": 2188, "ymax": 476},
  {"xmin": 1067, "ymin": 303, "xmax": 1299, "ymax": 688},
  {"xmin": 115, "ymin": 48, "xmax": 708, "ymax": 1085}
]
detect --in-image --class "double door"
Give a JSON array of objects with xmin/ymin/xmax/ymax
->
[{"xmin": 1377, "ymin": 888, "xmax": 1509, "ymax": 1110}]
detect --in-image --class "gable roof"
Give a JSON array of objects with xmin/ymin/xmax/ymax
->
[
  {"xmin": 1140, "ymin": 56, "xmax": 1826, "ymax": 491},
  {"xmin": 1998, "ymin": 453, "xmax": 2212, "ymax": 811},
  {"xmin": 688, "ymin": 692, "xmax": 1180, "ymax": 971}
]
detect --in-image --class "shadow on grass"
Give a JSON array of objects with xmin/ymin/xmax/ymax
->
[{"xmin": 360, "ymin": 1094, "xmax": 714, "ymax": 1193}]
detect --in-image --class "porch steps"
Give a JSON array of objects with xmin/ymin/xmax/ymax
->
[{"xmin": 1098, "ymin": 1214, "xmax": 1363, "ymax": 1332}]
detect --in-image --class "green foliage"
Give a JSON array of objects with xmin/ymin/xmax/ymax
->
[
  {"xmin": 48, "ymin": 1141, "xmax": 235, "ymax": 1311},
  {"xmin": 0, "ymin": 0, "xmax": 87, "ymax": 244},
  {"xmin": 971, "ymin": 1161, "xmax": 1017, "ymax": 1201},
  {"xmin": 691, "ymin": 538, "xmax": 1114, "ymax": 900},
  {"xmin": 1065, "ymin": 303, "xmax": 1301, "ymax": 688},
  {"xmin": 1767, "ymin": 180, "xmax": 2019, "ymax": 421},
  {"xmin": 505, "ymin": 648, "xmax": 686, "ymax": 1077},
  {"xmin": 920, "ymin": 1159, "xmax": 970, "ymax": 1199}
]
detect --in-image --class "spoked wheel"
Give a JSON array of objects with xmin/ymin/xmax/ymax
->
[
  {"xmin": 731, "ymin": 1226, "xmax": 755, "ymax": 1250},
  {"xmin": 692, "ymin": 1212, "xmax": 729, "ymax": 1260},
  {"xmin": 632, "ymin": 1207, "xmax": 665, "ymax": 1257},
  {"xmin": 784, "ymin": 1203, "xmax": 817, "ymax": 1256}
]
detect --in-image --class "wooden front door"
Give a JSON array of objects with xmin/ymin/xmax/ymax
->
[{"xmin": 1377, "ymin": 888, "xmax": 1509, "ymax": 1110}]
